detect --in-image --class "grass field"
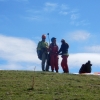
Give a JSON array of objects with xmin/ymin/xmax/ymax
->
[{"xmin": 0, "ymin": 70, "xmax": 100, "ymax": 100}]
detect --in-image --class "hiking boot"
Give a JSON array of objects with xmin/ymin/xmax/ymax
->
[
  {"xmin": 52, "ymin": 70, "xmax": 54, "ymax": 72},
  {"xmin": 56, "ymin": 70, "xmax": 58, "ymax": 73},
  {"xmin": 45, "ymin": 69, "xmax": 49, "ymax": 71}
]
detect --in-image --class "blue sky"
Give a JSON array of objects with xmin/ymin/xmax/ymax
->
[{"xmin": 0, "ymin": 0, "xmax": 100, "ymax": 73}]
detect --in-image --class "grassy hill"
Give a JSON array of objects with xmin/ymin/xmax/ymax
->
[{"xmin": 0, "ymin": 70, "xmax": 100, "ymax": 100}]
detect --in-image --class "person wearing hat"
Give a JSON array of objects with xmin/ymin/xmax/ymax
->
[
  {"xmin": 58, "ymin": 39, "xmax": 69, "ymax": 73},
  {"xmin": 49, "ymin": 37, "xmax": 59, "ymax": 73},
  {"xmin": 37, "ymin": 34, "xmax": 49, "ymax": 71}
]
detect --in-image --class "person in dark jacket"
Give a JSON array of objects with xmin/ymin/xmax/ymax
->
[
  {"xmin": 58, "ymin": 39, "xmax": 69, "ymax": 73},
  {"xmin": 79, "ymin": 60, "xmax": 92, "ymax": 74}
]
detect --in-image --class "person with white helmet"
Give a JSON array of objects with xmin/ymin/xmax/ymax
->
[
  {"xmin": 37, "ymin": 34, "xmax": 49, "ymax": 71},
  {"xmin": 58, "ymin": 39, "xmax": 69, "ymax": 73}
]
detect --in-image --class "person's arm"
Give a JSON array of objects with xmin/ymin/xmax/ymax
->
[
  {"xmin": 42, "ymin": 42, "xmax": 49, "ymax": 52},
  {"xmin": 58, "ymin": 45, "xmax": 62, "ymax": 54}
]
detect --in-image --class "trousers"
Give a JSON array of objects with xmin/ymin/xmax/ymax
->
[
  {"xmin": 61, "ymin": 55, "xmax": 69, "ymax": 73},
  {"xmin": 50, "ymin": 54, "xmax": 59, "ymax": 72},
  {"xmin": 41, "ymin": 52, "xmax": 49, "ymax": 71}
]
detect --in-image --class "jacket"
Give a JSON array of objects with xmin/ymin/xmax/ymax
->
[
  {"xmin": 37, "ymin": 41, "xmax": 48, "ymax": 52},
  {"xmin": 49, "ymin": 43, "xmax": 58, "ymax": 55},
  {"xmin": 58, "ymin": 42, "xmax": 69, "ymax": 55}
]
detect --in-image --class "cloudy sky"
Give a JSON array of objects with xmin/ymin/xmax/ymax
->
[{"xmin": 0, "ymin": 0, "xmax": 100, "ymax": 73}]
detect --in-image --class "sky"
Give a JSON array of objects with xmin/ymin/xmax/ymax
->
[{"xmin": 0, "ymin": 0, "xmax": 100, "ymax": 73}]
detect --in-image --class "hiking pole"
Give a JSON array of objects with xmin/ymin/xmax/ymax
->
[
  {"xmin": 47, "ymin": 33, "xmax": 50, "ymax": 45},
  {"xmin": 47, "ymin": 33, "xmax": 50, "ymax": 71}
]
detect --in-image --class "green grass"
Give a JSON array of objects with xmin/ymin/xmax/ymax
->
[{"xmin": 0, "ymin": 70, "xmax": 100, "ymax": 100}]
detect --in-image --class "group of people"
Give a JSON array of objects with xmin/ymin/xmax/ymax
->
[{"xmin": 36, "ymin": 34, "xmax": 69, "ymax": 73}]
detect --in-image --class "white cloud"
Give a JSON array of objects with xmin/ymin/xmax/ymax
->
[
  {"xmin": 0, "ymin": 34, "xmax": 39, "ymax": 62},
  {"xmin": 0, "ymin": 34, "xmax": 42, "ymax": 70},
  {"xmin": 70, "ymin": 9, "xmax": 79, "ymax": 13},
  {"xmin": 68, "ymin": 53, "xmax": 100, "ymax": 68},
  {"xmin": 70, "ymin": 20, "xmax": 90, "ymax": 26},
  {"xmin": 59, "ymin": 11, "xmax": 68, "ymax": 15},
  {"xmin": 70, "ymin": 9, "xmax": 90, "ymax": 26},
  {"xmin": 61, "ymin": 4, "xmax": 69, "ymax": 10},
  {"xmin": 23, "ymin": 16, "xmax": 41, "ymax": 21},
  {"xmin": 71, "ymin": 14, "xmax": 79, "ymax": 20},
  {"xmin": 58, "ymin": 53, "xmax": 100, "ymax": 73},
  {"xmin": 85, "ymin": 45, "xmax": 100, "ymax": 53},
  {"xmin": 44, "ymin": 2, "xmax": 58, "ymax": 12},
  {"xmin": 45, "ymin": 2, "xmax": 58, "ymax": 7},
  {"xmin": 68, "ymin": 30, "xmax": 90, "ymax": 41}
]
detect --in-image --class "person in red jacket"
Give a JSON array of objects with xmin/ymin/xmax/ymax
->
[
  {"xmin": 58, "ymin": 39, "xmax": 69, "ymax": 73},
  {"xmin": 49, "ymin": 37, "xmax": 59, "ymax": 73}
]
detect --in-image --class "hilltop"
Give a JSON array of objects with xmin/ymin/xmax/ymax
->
[{"xmin": 0, "ymin": 70, "xmax": 100, "ymax": 100}]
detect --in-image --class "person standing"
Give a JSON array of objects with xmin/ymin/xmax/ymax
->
[
  {"xmin": 58, "ymin": 39, "xmax": 69, "ymax": 73},
  {"xmin": 37, "ymin": 34, "xmax": 49, "ymax": 71},
  {"xmin": 49, "ymin": 37, "xmax": 59, "ymax": 73}
]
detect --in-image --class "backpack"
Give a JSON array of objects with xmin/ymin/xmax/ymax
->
[
  {"xmin": 37, "ymin": 41, "xmax": 48, "ymax": 60},
  {"xmin": 37, "ymin": 50, "xmax": 42, "ymax": 60},
  {"xmin": 37, "ymin": 41, "xmax": 43, "ymax": 60},
  {"xmin": 79, "ymin": 62, "xmax": 92, "ymax": 73}
]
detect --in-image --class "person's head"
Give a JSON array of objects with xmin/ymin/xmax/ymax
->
[
  {"xmin": 42, "ymin": 34, "xmax": 46, "ymax": 41},
  {"xmin": 87, "ymin": 60, "xmax": 90, "ymax": 64},
  {"xmin": 51, "ymin": 37, "xmax": 56, "ymax": 44},
  {"xmin": 61, "ymin": 39, "xmax": 66, "ymax": 44},
  {"xmin": 87, "ymin": 60, "xmax": 92, "ymax": 66},
  {"xmin": 85, "ymin": 60, "xmax": 92, "ymax": 66}
]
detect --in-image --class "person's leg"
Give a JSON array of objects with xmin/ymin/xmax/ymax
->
[
  {"xmin": 63, "ymin": 56, "xmax": 69, "ymax": 73},
  {"xmin": 45, "ymin": 53, "xmax": 49, "ymax": 71},
  {"xmin": 61, "ymin": 56, "xmax": 65, "ymax": 73},
  {"xmin": 41, "ymin": 53, "xmax": 46, "ymax": 71},
  {"xmin": 45, "ymin": 64, "xmax": 49, "ymax": 71},
  {"xmin": 55, "ymin": 55, "xmax": 59, "ymax": 73},
  {"xmin": 50, "ymin": 55, "xmax": 55, "ymax": 72}
]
